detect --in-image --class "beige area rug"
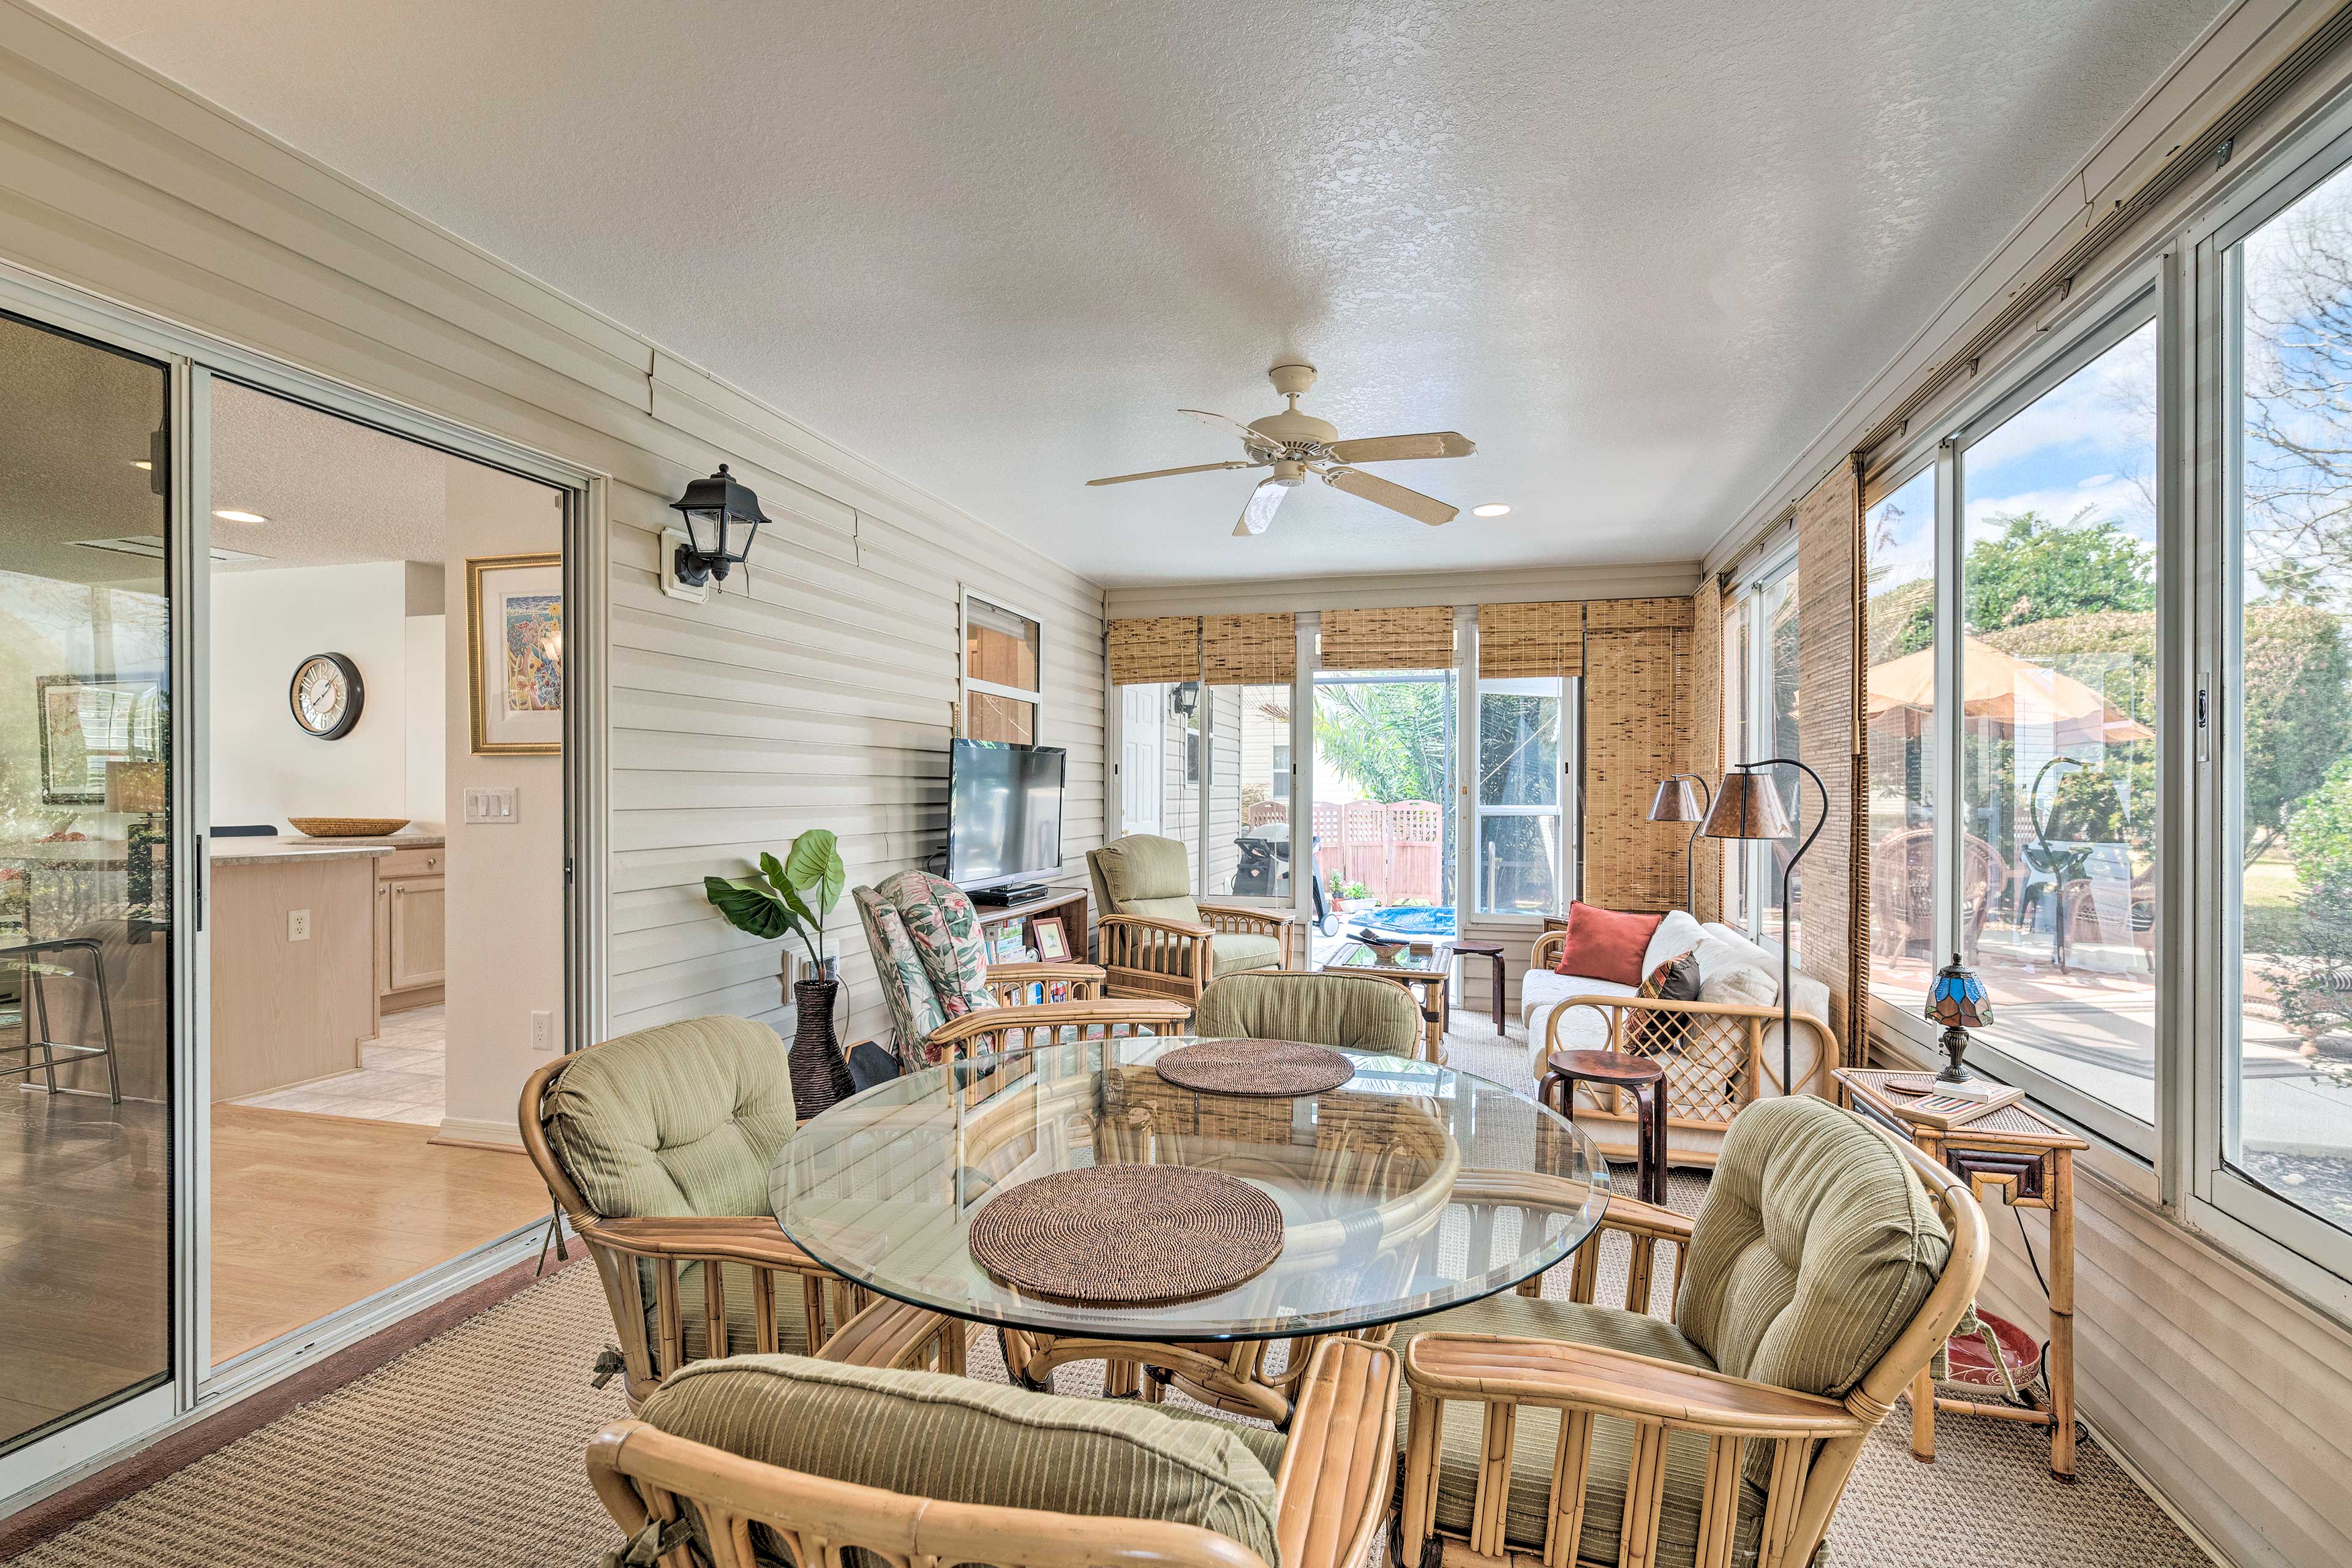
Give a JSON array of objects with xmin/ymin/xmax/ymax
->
[{"xmin": 17, "ymin": 1019, "xmax": 2212, "ymax": 1568}]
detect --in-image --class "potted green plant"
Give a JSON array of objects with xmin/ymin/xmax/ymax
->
[{"xmin": 704, "ymin": 829, "xmax": 853, "ymax": 1113}]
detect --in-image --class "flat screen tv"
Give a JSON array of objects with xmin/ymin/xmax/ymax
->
[{"xmin": 946, "ymin": 739, "xmax": 1066, "ymax": 892}]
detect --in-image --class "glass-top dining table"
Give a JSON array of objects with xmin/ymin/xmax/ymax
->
[{"xmin": 771, "ymin": 1035, "xmax": 1610, "ymax": 1345}]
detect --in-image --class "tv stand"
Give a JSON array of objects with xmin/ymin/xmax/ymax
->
[
  {"xmin": 963, "ymin": 886, "xmax": 1090, "ymax": 968},
  {"xmin": 970, "ymin": 883, "xmax": 1048, "ymax": 906}
]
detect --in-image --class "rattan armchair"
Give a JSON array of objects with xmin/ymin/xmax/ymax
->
[
  {"xmin": 587, "ymin": 1336, "xmax": 1399, "ymax": 1568},
  {"xmin": 519, "ymin": 1016, "xmax": 960, "ymax": 1410},
  {"xmin": 856, "ymin": 870, "xmax": 1191, "ymax": 1068},
  {"xmin": 1394, "ymin": 1099, "xmax": 1988, "ymax": 1568},
  {"xmin": 1088, "ymin": 835, "xmax": 1295, "ymax": 1005},
  {"xmin": 1531, "ymin": 927, "xmax": 1836, "ymax": 1169}
]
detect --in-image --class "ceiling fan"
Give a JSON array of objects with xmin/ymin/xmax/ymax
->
[{"xmin": 1086, "ymin": 363, "xmax": 1477, "ymax": 537}]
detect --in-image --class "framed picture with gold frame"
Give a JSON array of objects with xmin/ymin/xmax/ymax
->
[{"xmin": 466, "ymin": 552, "xmax": 562, "ymax": 755}]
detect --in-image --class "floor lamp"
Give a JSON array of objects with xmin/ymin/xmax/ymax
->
[
  {"xmin": 1647, "ymin": 773, "xmax": 1713, "ymax": 913},
  {"xmin": 1700, "ymin": 757, "xmax": 1826, "ymax": 1098}
]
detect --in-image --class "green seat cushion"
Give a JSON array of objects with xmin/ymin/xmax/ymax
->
[
  {"xmin": 1677, "ymin": 1096, "xmax": 1949, "ymax": 1399},
  {"xmin": 656, "ymin": 1259, "xmax": 812, "ymax": 1362},
  {"xmin": 541, "ymin": 1016, "xmax": 796, "ymax": 1219},
  {"xmin": 1208, "ymin": 932, "xmax": 1284, "ymax": 978},
  {"xmin": 1194, "ymin": 971, "xmax": 1420, "ymax": 1054},
  {"xmin": 638, "ymin": 1354, "xmax": 1281, "ymax": 1566},
  {"xmin": 1092, "ymin": 836, "xmax": 1204, "ymax": 926},
  {"xmin": 1391, "ymin": 1294, "xmax": 1768, "ymax": 1568}
]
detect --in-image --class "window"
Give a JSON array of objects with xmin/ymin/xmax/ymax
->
[
  {"xmin": 1722, "ymin": 556, "xmax": 1798, "ymax": 949},
  {"xmin": 1960, "ymin": 318, "xmax": 2160, "ymax": 1127},
  {"xmin": 962, "ymin": 592, "xmax": 1041, "ymax": 744},
  {"xmin": 2222, "ymin": 156, "xmax": 2352, "ymax": 1242},
  {"xmin": 1204, "ymin": 683, "xmax": 1294, "ymax": 900},
  {"xmin": 1721, "ymin": 595, "xmax": 1751, "ymax": 928},
  {"xmin": 1475, "ymin": 677, "xmax": 1567, "ymax": 914},
  {"xmin": 1865, "ymin": 467, "xmax": 1937, "ymax": 1012}
]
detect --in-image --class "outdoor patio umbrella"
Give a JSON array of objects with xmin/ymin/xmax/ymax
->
[{"xmin": 1866, "ymin": 638, "xmax": 2152, "ymax": 746}]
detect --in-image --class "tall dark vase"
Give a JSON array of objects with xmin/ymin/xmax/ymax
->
[{"xmin": 788, "ymin": 968, "xmax": 854, "ymax": 1116}]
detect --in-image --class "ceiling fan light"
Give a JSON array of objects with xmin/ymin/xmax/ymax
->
[{"xmin": 1472, "ymin": 503, "xmax": 1512, "ymax": 518}]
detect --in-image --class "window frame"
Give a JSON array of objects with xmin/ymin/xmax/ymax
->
[
  {"xmin": 959, "ymin": 589, "xmax": 1044, "ymax": 744},
  {"xmin": 1469, "ymin": 672, "xmax": 1575, "ymax": 921},
  {"xmin": 1726, "ymin": 535, "xmax": 1800, "ymax": 954}
]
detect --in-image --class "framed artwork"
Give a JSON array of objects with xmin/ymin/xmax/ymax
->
[
  {"xmin": 466, "ymin": 552, "xmax": 563, "ymax": 755},
  {"xmin": 1035, "ymin": 919, "xmax": 1069, "ymax": 962},
  {"xmin": 36, "ymin": 674, "xmax": 164, "ymax": 804}
]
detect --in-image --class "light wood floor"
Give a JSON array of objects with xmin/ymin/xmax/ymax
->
[{"xmin": 210, "ymin": 1105, "xmax": 549, "ymax": 1362}]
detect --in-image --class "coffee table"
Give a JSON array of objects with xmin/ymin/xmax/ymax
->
[
  {"xmin": 772, "ymin": 1036, "xmax": 1608, "ymax": 1411},
  {"xmin": 1321, "ymin": 938, "xmax": 1455, "ymax": 1061}
]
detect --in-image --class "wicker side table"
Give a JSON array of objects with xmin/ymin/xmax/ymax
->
[{"xmin": 1836, "ymin": 1066, "xmax": 2089, "ymax": 1479}]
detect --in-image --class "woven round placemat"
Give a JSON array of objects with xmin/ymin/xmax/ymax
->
[
  {"xmin": 967, "ymin": 1166, "xmax": 1284, "ymax": 1305},
  {"xmin": 1154, "ymin": 1039, "xmax": 1354, "ymax": 1098}
]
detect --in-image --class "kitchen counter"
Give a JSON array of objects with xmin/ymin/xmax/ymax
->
[{"xmin": 210, "ymin": 841, "xmax": 393, "ymax": 867}]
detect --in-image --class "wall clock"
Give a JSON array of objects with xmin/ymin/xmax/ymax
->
[{"xmin": 289, "ymin": 652, "xmax": 364, "ymax": 741}]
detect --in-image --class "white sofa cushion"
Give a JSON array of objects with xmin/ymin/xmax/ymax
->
[{"xmin": 1522, "ymin": 909, "xmax": 1703, "ymax": 1061}]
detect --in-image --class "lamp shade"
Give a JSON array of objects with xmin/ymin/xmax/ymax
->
[
  {"xmin": 1926, "ymin": 953, "xmax": 1992, "ymax": 1030},
  {"xmin": 1648, "ymin": 775, "xmax": 1708, "ymax": 824},
  {"xmin": 1700, "ymin": 768, "xmax": 1794, "ymax": 840}
]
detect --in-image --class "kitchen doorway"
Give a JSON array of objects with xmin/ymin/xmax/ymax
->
[{"xmin": 198, "ymin": 383, "xmax": 559, "ymax": 1367}]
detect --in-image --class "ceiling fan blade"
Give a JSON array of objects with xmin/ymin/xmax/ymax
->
[
  {"xmin": 1233, "ymin": 477, "xmax": 1290, "ymax": 537},
  {"xmin": 1325, "ymin": 431, "xmax": 1477, "ymax": 464},
  {"xmin": 1319, "ymin": 466, "xmax": 1457, "ymax": 526},
  {"xmin": 1086, "ymin": 460, "xmax": 1259, "ymax": 486},
  {"xmin": 1182, "ymin": 408, "xmax": 1287, "ymax": 455}
]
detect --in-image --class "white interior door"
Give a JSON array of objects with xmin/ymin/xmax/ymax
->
[{"xmin": 1120, "ymin": 684, "xmax": 1162, "ymax": 839}]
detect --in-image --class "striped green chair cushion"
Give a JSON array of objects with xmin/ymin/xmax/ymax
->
[
  {"xmin": 1390, "ymin": 1295, "xmax": 1771, "ymax": 1567},
  {"xmin": 1207, "ymin": 932, "xmax": 1286, "ymax": 979},
  {"xmin": 1675, "ymin": 1095, "xmax": 1949, "ymax": 1399},
  {"xmin": 638, "ymin": 1354, "xmax": 1282, "ymax": 1566},
  {"xmin": 1090, "ymin": 835, "xmax": 1205, "ymax": 926},
  {"xmin": 1194, "ymin": 971, "xmax": 1420, "ymax": 1054},
  {"xmin": 541, "ymin": 1016, "xmax": 796, "ymax": 1220}
]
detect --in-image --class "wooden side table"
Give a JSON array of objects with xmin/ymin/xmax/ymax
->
[
  {"xmin": 1836, "ymin": 1067, "xmax": 2089, "ymax": 1479},
  {"xmin": 1450, "ymin": 940, "xmax": 1509, "ymax": 1031},
  {"xmin": 1321, "ymin": 941, "xmax": 1453, "ymax": 1062},
  {"xmin": 1540, "ymin": 1049, "xmax": 1667, "ymax": 1204}
]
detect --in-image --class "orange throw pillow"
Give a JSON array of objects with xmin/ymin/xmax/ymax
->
[{"xmin": 1552, "ymin": 900, "xmax": 1664, "ymax": 987}]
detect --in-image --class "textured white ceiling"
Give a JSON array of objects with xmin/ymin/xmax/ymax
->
[{"xmin": 43, "ymin": 0, "xmax": 2224, "ymax": 584}]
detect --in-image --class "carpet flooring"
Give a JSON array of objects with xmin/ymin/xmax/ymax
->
[{"xmin": 12, "ymin": 1018, "xmax": 2214, "ymax": 1567}]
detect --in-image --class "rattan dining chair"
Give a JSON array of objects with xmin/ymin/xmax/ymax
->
[
  {"xmin": 519, "ymin": 1015, "xmax": 962, "ymax": 1410},
  {"xmin": 1390, "ymin": 1095, "xmax": 1987, "ymax": 1568},
  {"xmin": 587, "ymin": 1336, "xmax": 1398, "ymax": 1568},
  {"xmin": 1191, "ymin": 970, "xmax": 1422, "ymax": 1056}
]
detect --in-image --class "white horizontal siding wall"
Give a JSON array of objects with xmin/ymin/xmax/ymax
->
[{"xmin": 0, "ymin": 2, "xmax": 1107, "ymax": 1068}]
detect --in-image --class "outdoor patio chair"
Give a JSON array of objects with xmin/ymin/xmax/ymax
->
[
  {"xmin": 1390, "ymin": 1095, "xmax": 1986, "ymax": 1568},
  {"xmin": 587, "ymin": 1336, "xmax": 1398, "ymax": 1568},
  {"xmin": 855, "ymin": 869, "xmax": 1189, "ymax": 1070},
  {"xmin": 519, "ymin": 1015, "xmax": 963, "ymax": 1410},
  {"xmin": 1087, "ymin": 834, "xmax": 1295, "ymax": 1005}
]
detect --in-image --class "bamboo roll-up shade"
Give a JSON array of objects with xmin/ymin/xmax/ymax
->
[
  {"xmin": 1585, "ymin": 596, "xmax": 1696, "ymax": 633},
  {"xmin": 1106, "ymin": 616, "xmax": 1200, "ymax": 684},
  {"xmin": 1478, "ymin": 601, "xmax": 1585, "ymax": 678},
  {"xmin": 1318, "ymin": 605, "xmax": 1455, "ymax": 670},
  {"xmin": 1200, "ymin": 613, "xmax": 1297, "ymax": 684}
]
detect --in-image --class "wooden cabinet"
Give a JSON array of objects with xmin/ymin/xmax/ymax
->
[{"xmin": 375, "ymin": 845, "xmax": 446, "ymax": 1012}]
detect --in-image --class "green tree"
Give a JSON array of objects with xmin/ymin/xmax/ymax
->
[
  {"xmin": 1964, "ymin": 510, "xmax": 2154, "ymax": 632},
  {"xmin": 1314, "ymin": 680, "xmax": 1450, "ymax": 804}
]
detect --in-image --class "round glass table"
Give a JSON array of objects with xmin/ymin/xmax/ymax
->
[{"xmin": 772, "ymin": 1035, "xmax": 1609, "ymax": 1343}]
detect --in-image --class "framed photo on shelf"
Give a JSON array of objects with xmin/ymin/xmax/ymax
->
[
  {"xmin": 1034, "ymin": 919, "xmax": 1069, "ymax": 962},
  {"xmin": 466, "ymin": 552, "xmax": 563, "ymax": 755}
]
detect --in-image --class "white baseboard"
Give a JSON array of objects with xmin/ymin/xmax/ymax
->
[{"xmin": 431, "ymin": 1116, "xmax": 525, "ymax": 1152}]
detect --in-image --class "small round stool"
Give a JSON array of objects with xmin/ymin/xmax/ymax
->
[
  {"xmin": 1451, "ymin": 940, "xmax": 1509, "ymax": 1031},
  {"xmin": 1538, "ymin": 1048, "xmax": 1668, "ymax": 1205}
]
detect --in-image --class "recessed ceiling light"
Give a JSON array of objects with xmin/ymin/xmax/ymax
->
[
  {"xmin": 1472, "ymin": 503, "xmax": 1512, "ymax": 518},
  {"xmin": 213, "ymin": 508, "xmax": 269, "ymax": 524},
  {"xmin": 129, "ymin": 459, "xmax": 153, "ymax": 471}
]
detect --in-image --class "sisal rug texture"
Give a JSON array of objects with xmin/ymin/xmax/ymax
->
[{"xmin": 15, "ymin": 1016, "xmax": 2212, "ymax": 1568}]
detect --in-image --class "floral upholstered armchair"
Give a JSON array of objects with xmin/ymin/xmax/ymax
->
[{"xmin": 853, "ymin": 870, "xmax": 1189, "ymax": 1071}]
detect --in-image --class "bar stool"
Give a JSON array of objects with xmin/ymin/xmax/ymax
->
[
  {"xmin": 0, "ymin": 936, "xmax": 121, "ymax": 1105},
  {"xmin": 1537, "ymin": 1047, "xmax": 1666, "ymax": 1204},
  {"xmin": 1450, "ymin": 939, "xmax": 1509, "ymax": 1031}
]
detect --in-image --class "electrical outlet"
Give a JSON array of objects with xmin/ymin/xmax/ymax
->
[
  {"xmin": 464, "ymin": 786, "xmax": 518, "ymax": 824},
  {"xmin": 530, "ymin": 1010, "xmax": 554, "ymax": 1053},
  {"xmin": 287, "ymin": 908, "xmax": 311, "ymax": 942}
]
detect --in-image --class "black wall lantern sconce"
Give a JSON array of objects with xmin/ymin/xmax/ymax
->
[
  {"xmin": 668, "ymin": 463, "xmax": 771, "ymax": 591},
  {"xmin": 1169, "ymin": 680, "xmax": 1203, "ymax": 723}
]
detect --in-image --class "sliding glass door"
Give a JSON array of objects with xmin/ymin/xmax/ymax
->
[
  {"xmin": 0, "ymin": 309, "xmax": 178, "ymax": 1455},
  {"xmin": 1311, "ymin": 669, "xmax": 1457, "ymax": 953}
]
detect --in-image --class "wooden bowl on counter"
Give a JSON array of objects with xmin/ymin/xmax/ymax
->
[{"xmin": 287, "ymin": 816, "xmax": 412, "ymax": 838}]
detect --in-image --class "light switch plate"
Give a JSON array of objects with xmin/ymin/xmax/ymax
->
[{"xmin": 464, "ymin": 786, "xmax": 518, "ymax": 824}]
